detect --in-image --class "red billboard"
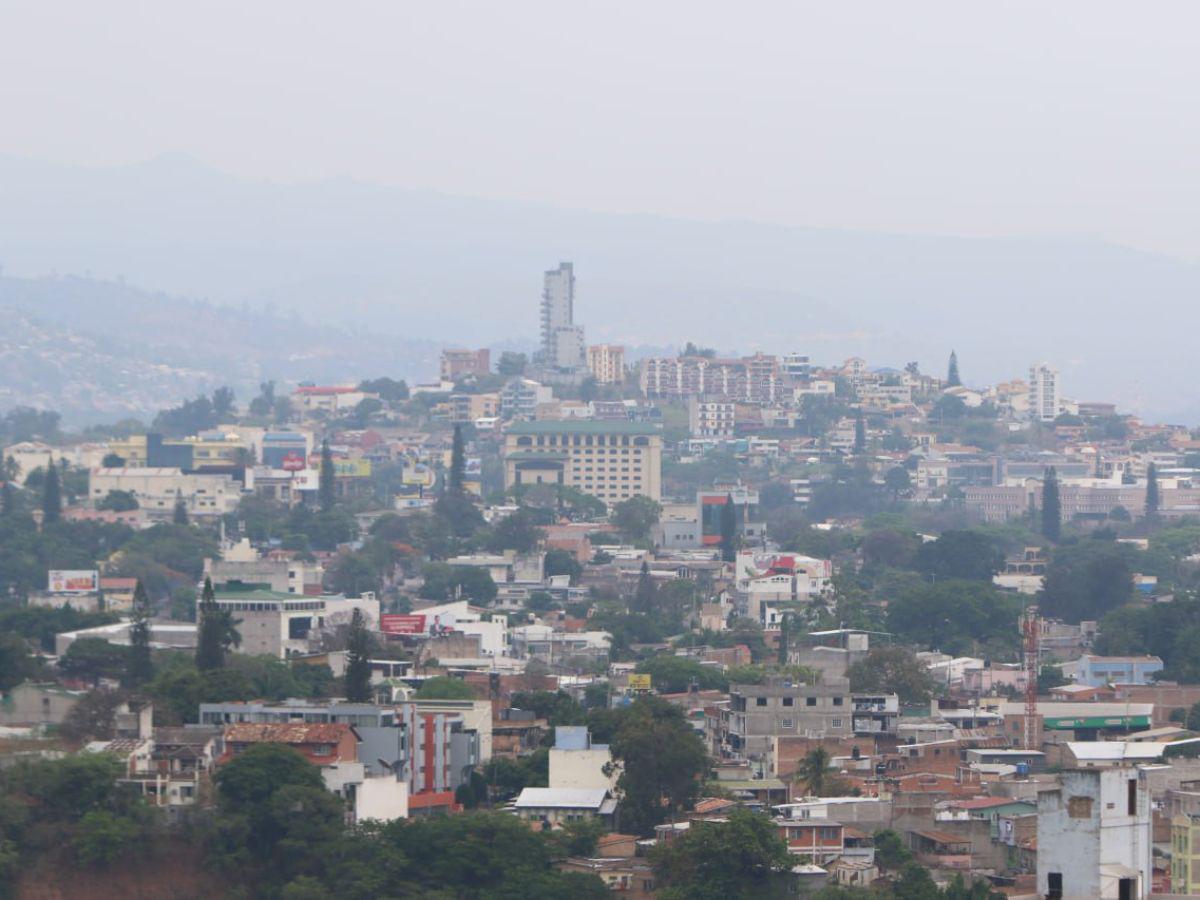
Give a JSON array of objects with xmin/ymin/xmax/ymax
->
[
  {"xmin": 281, "ymin": 451, "xmax": 306, "ymax": 472},
  {"xmin": 380, "ymin": 614, "xmax": 426, "ymax": 635}
]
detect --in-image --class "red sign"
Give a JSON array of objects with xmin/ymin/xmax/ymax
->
[
  {"xmin": 281, "ymin": 452, "xmax": 306, "ymax": 471},
  {"xmin": 380, "ymin": 614, "xmax": 426, "ymax": 635}
]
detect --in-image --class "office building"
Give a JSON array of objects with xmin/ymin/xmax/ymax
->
[
  {"xmin": 502, "ymin": 420, "xmax": 663, "ymax": 503},
  {"xmin": 539, "ymin": 262, "xmax": 585, "ymax": 370}
]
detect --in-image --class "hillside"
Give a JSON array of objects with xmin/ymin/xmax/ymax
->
[{"xmin": 0, "ymin": 274, "xmax": 438, "ymax": 423}]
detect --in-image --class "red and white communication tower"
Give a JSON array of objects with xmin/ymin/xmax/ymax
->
[{"xmin": 1021, "ymin": 606, "xmax": 1041, "ymax": 750}]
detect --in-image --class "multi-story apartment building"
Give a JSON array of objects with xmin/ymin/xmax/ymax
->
[
  {"xmin": 1029, "ymin": 362, "xmax": 1061, "ymax": 422},
  {"xmin": 539, "ymin": 262, "xmax": 585, "ymax": 370},
  {"xmin": 1172, "ymin": 812, "xmax": 1200, "ymax": 895},
  {"xmin": 450, "ymin": 392, "xmax": 500, "ymax": 424},
  {"xmin": 720, "ymin": 677, "xmax": 896, "ymax": 759},
  {"xmin": 640, "ymin": 354, "xmax": 780, "ymax": 402},
  {"xmin": 440, "ymin": 348, "xmax": 491, "ymax": 381},
  {"xmin": 499, "ymin": 378, "xmax": 553, "ymax": 421},
  {"xmin": 688, "ymin": 397, "xmax": 736, "ymax": 437},
  {"xmin": 1038, "ymin": 767, "xmax": 1151, "ymax": 899},
  {"xmin": 586, "ymin": 344, "xmax": 625, "ymax": 384},
  {"xmin": 501, "ymin": 420, "xmax": 663, "ymax": 504}
]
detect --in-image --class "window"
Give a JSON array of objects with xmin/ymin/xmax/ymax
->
[
  {"xmin": 1067, "ymin": 796, "xmax": 1093, "ymax": 819},
  {"xmin": 782, "ymin": 697, "xmax": 794, "ymax": 707},
  {"xmin": 781, "ymin": 718, "xmax": 793, "ymax": 729},
  {"xmin": 1128, "ymin": 779, "xmax": 1138, "ymax": 815},
  {"xmin": 756, "ymin": 697, "xmax": 767, "ymax": 707},
  {"xmin": 1047, "ymin": 873, "xmax": 1062, "ymax": 899},
  {"xmin": 831, "ymin": 718, "xmax": 842, "ymax": 728},
  {"xmin": 806, "ymin": 697, "xmax": 817, "ymax": 707}
]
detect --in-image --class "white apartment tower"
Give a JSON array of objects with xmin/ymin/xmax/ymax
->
[
  {"xmin": 1029, "ymin": 362, "xmax": 1060, "ymax": 422},
  {"xmin": 540, "ymin": 262, "xmax": 585, "ymax": 370}
]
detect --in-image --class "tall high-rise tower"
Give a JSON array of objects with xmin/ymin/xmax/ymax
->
[
  {"xmin": 539, "ymin": 262, "xmax": 585, "ymax": 369},
  {"xmin": 1028, "ymin": 362, "xmax": 1060, "ymax": 422}
]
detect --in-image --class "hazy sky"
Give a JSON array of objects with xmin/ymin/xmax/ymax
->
[{"xmin": 4, "ymin": 2, "xmax": 1200, "ymax": 258}]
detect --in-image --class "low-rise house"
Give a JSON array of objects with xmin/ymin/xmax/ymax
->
[
  {"xmin": 512, "ymin": 787, "xmax": 618, "ymax": 829},
  {"xmin": 0, "ymin": 683, "xmax": 85, "ymax": 728}
]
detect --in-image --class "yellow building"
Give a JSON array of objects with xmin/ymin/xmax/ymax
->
[
  {"xmin": 502, "ymin": 420, "xmax": 662, "ymax": 504},
  {"xmin": 1172, "ymin": 814, "xmax": 1200, "ymax": 894},
  {"xmin": 105, "ymin": 433, "xmax": 250, "ymax": 468},
  {"xmin": 586, "ymin": 344, "xmax": 625, "ymax": 385}
]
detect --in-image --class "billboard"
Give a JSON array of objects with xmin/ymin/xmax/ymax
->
[
  {"xmin": 380, "ymin": 614, "xmax": 426, "ymax": 635},
  {"xmin": 48, "ymin": 570, "xmax": 100, "ymax": 593},
  {"xmin": 280, "ymin": 451, "xmax": 306, "ymax": 471},
  {"xmin": 628, "ymin": 674, "xmax": 652, "ymax": 692}
]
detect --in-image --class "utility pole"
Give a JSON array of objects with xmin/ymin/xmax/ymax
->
[{"xmin": 1021, "ymin": 606, "xmax": 1040, "ymax": 751}]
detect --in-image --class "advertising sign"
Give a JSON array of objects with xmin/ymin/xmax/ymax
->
[
  {"xmin": 628, "ymin": 674, "xmax": 652, "ymax": 692},
  {"xmin": 48, "ymin": 569, "xmax": 100, "ymax": 593},
  {"xmin": 380, "ymin": 614, "xmax": 426, "ymax": 635},
  {"xmin": 281, "ymin": 451, "xmax": 306, "ymax": 471}
]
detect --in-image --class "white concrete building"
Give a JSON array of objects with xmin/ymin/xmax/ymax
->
[
  {"xmin": 1029, "ymin": 362, "xmax": 1061, "ymax": 423},
  {"xmin": 549, "ymin": 726, "xmax": 620, "ymax": 792},
  {"xmin": 688, "ymin": 397, "xmax": 736, "ymax": 437},
  {"xmin": 89, "ymin": 467, "xmax": 242, "ymax": 518},
  {"xmin": 540, "ymin": 262, "xmax": 585, "ymax": 370},
  {"xmin": 1037, "ymin": 767, "xmax": 1151, "ymax": 899}
]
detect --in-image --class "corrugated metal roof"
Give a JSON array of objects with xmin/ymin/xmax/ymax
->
[{"xmin": 224, "ymin": 723, "xmax": 354, "ymax": 744}]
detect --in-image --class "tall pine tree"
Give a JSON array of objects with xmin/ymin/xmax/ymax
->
[
  {"xmin": 173, "ymin": 493, "xmax": 189, "ymax": 525},
  {"xmin": 42, "ymin": 462, "xmax": 62, "ymax": 524},
  {"xmin": 449, "ymin": 423, "xmax": 466, "ymax": 494},
  {"xmin": 1041, "ymin": 466, "xmax": 1062, "ymax": 542},
  {"xmin": 195, "ymin": 576, "xmax": 226, "ymax": 671},
  {"xmin": 947, "ymin": 350, "xmax": 961, "ymax": 387},
  {"xmin": 319, "ymin": 439, "xmax": 336, "ymax": 512},
  {"xmin": 343, "ymin": 608, "xmax": 374, "ymax": 702},
  {"xmin": 719, "ymin": 493, "xmax": 737, "ymax": 563},
  {"xmin": 633, "ymin": 561, "xmax": 656, "ymax": 614},
  {"xmin": 778, "ymin": 612, "xmax": 790, "ymax": 666},
  {"xmin": 1145, "ymin": 462, "xmax": 1160, "ymax": 518},
  {"xmin": 125, "ymin": 581, "xmax": 155, "ymax": 687}
]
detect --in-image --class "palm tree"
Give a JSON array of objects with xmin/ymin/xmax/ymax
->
[{"xmin": 795, "ymin": 746, "xmax": 831, "ymax": 797}]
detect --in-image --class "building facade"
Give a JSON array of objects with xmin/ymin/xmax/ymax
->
[
  {"xmin": 587, "ymin": 344, "xmax": 625, "ymax": 385},
  {"xmin": 440, "ymin": 348, "xmax": 491, "ymax": 382},
  {"xmin": 540, "ymin": 262, "xmax": 585, "ymax": 370},
  {"xmin": 1029, "ymin": 362, "xmax": 1061, "ymax": 422},
  {"xmin": 502, "ymin": 420, "xmax": 663, "ymax": 504}
]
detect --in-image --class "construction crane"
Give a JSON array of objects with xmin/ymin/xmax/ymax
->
[{"xmin": 1021, "ymin": 606, "xmax": 1041, "ymax": 751}]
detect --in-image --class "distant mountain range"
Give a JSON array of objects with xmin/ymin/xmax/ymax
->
[
  {"xmin": 0, "ymin": 274, "xmax": 438, "ymax": 424},
  {"xmin": 1, "ymin": 153, "xmax": 1198, "ymax": 422}
]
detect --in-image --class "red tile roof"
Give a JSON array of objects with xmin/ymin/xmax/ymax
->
[{"xmin": 224, "ymin": 723, "xmax": 356, "ymax": 744}]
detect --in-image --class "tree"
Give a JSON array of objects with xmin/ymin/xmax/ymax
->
[
  {"xmin": 196, "ymin": 576, "xmax": 235, "ymax": 672},
  {"xmin": 652, "ymin": 809, "xmax": 790, "ymax": 900},
  {"xmin": 634, "ymin": 654, "xmax": 727, "ymax": 695},
  {"xmin": 0, "ymin": 480, "xmax": 15, "ymax": 517},
  {"xmin": 848, "ymin": 647, "xmax": 936, "ymax": 705},
  {"xmin": 212, "ymin": 386, "xmax": 236, "ymax": 419},
  {"xmin": 1146, "ymin": 462, "xmax": 1160, "ymax": 518},
  {"xmin": 486, "ymin": 507, "xmax": 543, "ymax": 553},
  {"xmin": 543, "ymin": 549, "xmax": 583, "ymax": 584},
  {"xmin": 1039, "ymin": 539, "xmax": 1135, "ymax": 623},
  {"xmin": 872, "ymin": 828, "xmax": 913, "ymax": 870},
  {"xmin": 1041, "ymin": 467, "xmax": 1061, "ymax": 542},
  {"xmin": 632, "ymin": 560, "xmax": 657, "ymax": 614},
  {"xmin": 172, "ymin": 495, "xmax": 189, "ymax": 525},
  {"xmin": 884, "ymin": 466, "xmax": 911, "ymax": 501},
  {"xmin": 216, "ymin": 742, "xmax": 325, "ymax": 811},
  {"xmin": 59, "ymin": 638, "xmax": 128, "ymax": 686},
  {"xmin": 611, "ymin": 495, "xmax": 661, "ymax": 541},
  {"xmin": 795, "ymin": 747, "xmax": 831, "ymax": 797},
  {"xmin": 413, "ymin": 676, "xmax": 475, "ymax": 700},
  {"xmin": 343, "ymin": 608, "xmax": 374, "ymax": 702},
  {"xmin": 96, "ymin": 490, "xmax": 138, "ymax": 512},
  {"xmin": 915, "ymin": 530, "xmax": 1004, "ymax": 581},
  {"xmin": 853, "ymin": 409, "xmax": 866, "ymax": 454},
  {"xmin": 719, "ymin": 494, "xmax": 737, "ymax": 562},
  {"xmin": 124, "ymin": 581, "xmax": 154, "ymax": 688},
  {"xmin": 946, "ymin": 350, "xmax": 961, "ymax": 387},
  {"xmin": 886, "ymin": 580, "xmax": 1022, "ymax": 657},
  {"xmin": 497, "ymin": 351, "xmax": 528, "ymax": 376},
  {"xmin": 448, "ymin": 423, "xmax": 466, "ymax": 494},
  {"xmin": 42, "ymin": 462, "xmax": 62, "ymax": 523},
  {"xmin": 0, "ymin": 632, "xmax": 34, "ymax": 691},
  {"xmin": 608, "ymin": 697, "xmax": 710, "ymax": 835},
  {"xmin": 319, "ymin": 440, "xmax": 336, "ymax": 512}
]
